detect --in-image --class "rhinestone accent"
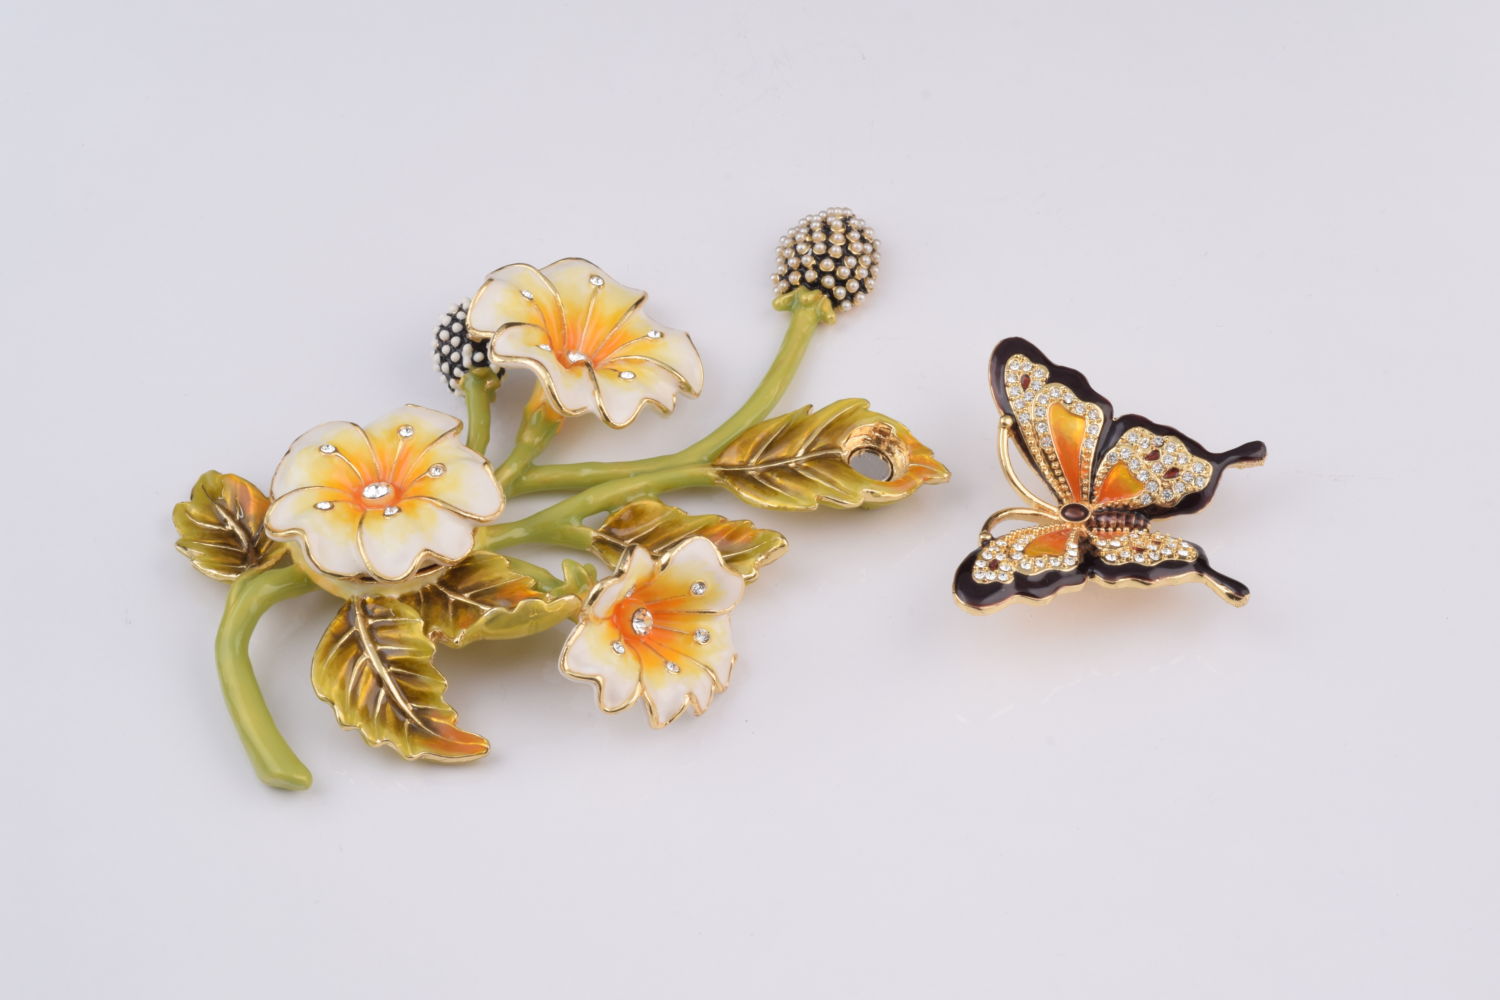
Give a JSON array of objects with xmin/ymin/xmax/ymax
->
[
  {"xmin": 319, "ymin": 443, "xmax": 336, "ymax": 454},
  {"xmin": 646, "ymin": 329, "xmax": 662, "ymax": 339},
  {"xmin": 427, "ymin": 463, "xmax": 446, "ymax": 477},
  {"xmin": 690, "ymin": 581, "xmax": 706, "ymax": 596},
  {"xmin": 520, "ymin": 289, "xmax": 534, "ymax": 300},
  {"xmin": 383, "ymin": 505, "xmax": 400, "ymax": 517},
  {"xmin": 630, "ymin": 608, "xmax": 654, "ymax": 636},
  {"xmin": 617, "ymin": 370, "xmax": 636, "ymax": 380},
  {"xmin": 610, "ymin": 640, "xmax": 625, "ymax": 655},
  {"xmin": 664, "ymin": 661, "xmax": 680, "ymax": 674},
  {"xmin": 314, "ymin": 501, "xmax": 333, "ymax": 511},
  {"xmin": 588, "ymin": 274, "xmax": 605, "ymax": 286},
  {"xmin": 693, "ymin": 628, "xmax": 711, "ymax": 644},
  {"xmin": 362, "ymin": 481, "xmax": 392, "ymax": 500},
  {"xmin": 566, "ymin": 350, "xmax": 588, "ymax": 364},
  {"xmin": 398, "ymin": 424, "xmax": 414, "ymax": 438}
]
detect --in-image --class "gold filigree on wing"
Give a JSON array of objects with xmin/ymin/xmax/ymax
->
[
  {"xmin": 173, "ymin": 471, "xmax": 283, "ymax": 581},
  {"xmin": 1093, "ymin": 427, "xmax": 1214, "ymax": 509},
  {"xmin": 711, "ymin": 398, "xmax": 949, "ymax": 510},
  {"xmin": 312, "ymin": 596, "xmax": 488, "ymax": 761},
  {"xmin": 592, "ymin": 500, "xmax": 787, "ymax": 582}
]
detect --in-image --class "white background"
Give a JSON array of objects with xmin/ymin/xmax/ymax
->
[{"xmin": 3, "ymin": 1, "xmax": 1497, "ymax": 996}]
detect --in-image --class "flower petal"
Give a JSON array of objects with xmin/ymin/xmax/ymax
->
[
  {"xmin": 265, "ymin": 486, "xmax": 366, "ymax": 577},
  {"xmin": 560, "ymin": 618, "xmax": 643, "ymax": 713},
  {"xmin": 539, "ymin": 259, "xmax": 645, "ymax": 358},
  {"xmin": 486, "ymin": 323, "xmax": 600, "ymax": 416},
  {"xmin": 592, "ymin": 356, "xmax": 698, "ymax": 428},
  {"xmin": 466, "ymin": 262, "xmax": 565, "ymax": 339},
  {"xmin": 639, "ymin": 536, "xmax": 746, "ymax": 614},
  {"xmin": 403, "ymin": 440, "xmax": 503, "ymax": 521},
  {"xmin": 363, "ymin": 405, "xmax": 461, "ymax": 483},
  {"xmin": 357, "ymin": 498, "xmax": 477, "ymax": 581},
  {"xmin": 651, "ymin": 611, "xmax": 735, "ymax": 691},
  {"xmin": 593, "ymin": 316, "xmax": 702, "ymax": 395},
  {"xmin": 636, "ymin": 639, "xmax": 717, "ymax": 727},
  {"xmin": 270, "ymin": 421, "xmax": 377, "ymax": 497},
  {"xmin": 586, "ymin": 545, "xmax": 656, "ymax": 620}
]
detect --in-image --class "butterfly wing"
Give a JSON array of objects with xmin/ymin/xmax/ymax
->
[
  {"xmin": 1093, "ymin": 417, "xmax": 1265, "ymax": 519},
  {"xmin": 989, "ymin": 337, "xmax": 1114, "ymax": 505},
  {"xmin": 1088, "ymin": 526, "xmax": 1251, "ymax": 606},
  {"xmin": 954, "ymin": 522, "xmax": 1089, "ymax": 612}
]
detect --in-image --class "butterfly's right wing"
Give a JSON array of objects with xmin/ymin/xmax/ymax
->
[{"xmin": 1086, "ymin": 526, "xmax": 1251, "ymax": 606}]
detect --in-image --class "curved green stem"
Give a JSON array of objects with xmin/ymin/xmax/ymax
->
[
  {"xmin": 479, "ymin": 463, "xmax": 714, "ymax": 552},
  {"xmin": 461, "ymin": 369, "xmax": 501, "ymax": 455},
  {"xmin": 215, "ymin": 564, "xmax": 319, "ymax": 790},
  {"xmin": 511, "ymin": 292, "xmax": 831, "ymax": 495},
  {"xmin": 493, "ymin": 383, "xmax": 563, "ymax": 492}
]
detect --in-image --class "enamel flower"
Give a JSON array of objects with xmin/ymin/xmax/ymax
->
[
  {"xmin": 560, "ymin": 537, "xmax": 744, "ymax": 727},
  {"xmin": 465, "ymin": 258, "xmax": 704, "ymax": 428},
  {"xmin": 265, "ymin": 405, "xmax": 504, "ymax": 590}
]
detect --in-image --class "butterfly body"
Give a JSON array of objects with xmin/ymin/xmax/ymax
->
[{"xmin": 954, "ymin": 338, "xmax": 1265, "ymax": 613}]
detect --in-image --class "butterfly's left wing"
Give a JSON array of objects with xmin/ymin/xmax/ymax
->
[
  {"xmin": 954, "ymin": 522, "xmax": 1090, "ymax": 612},
  {"xmin": 989, "ymin": 337, "xmax": 1115, "ymax": 505}
]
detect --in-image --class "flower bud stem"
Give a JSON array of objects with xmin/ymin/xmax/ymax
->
[
  {"xmin": 493, "ymin": 383, "xmax": 563, "ymax": 491},
  {"xmin": 507, "ymin": 294, "xmax": 829, "ymax": 495},
  {"xmin": 215, "ymin": 564, "xmax": 318, "ymax": 790},
  {"xmin": 460, "ymin": 369, "xmax": 502, "ymax": 455}
]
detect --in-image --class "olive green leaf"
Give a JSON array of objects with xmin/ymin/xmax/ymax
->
[
  {"xmin": 313, "ymin": 597, "xmax": 487, "ymax": 761},
  {"xmin": 408, "ymin": 551, "xmax": 585, "ymax": 647},
  {"xmin": 172, "ymin": 470, "xmax": 282, "ymax": 582},
  {"xmin": 593, "ymin": 500, "xmax": 787, "ymax": 581},
  {"xmin": 710, "ymin": 398, "xmax": 949, "ymax": 511}
]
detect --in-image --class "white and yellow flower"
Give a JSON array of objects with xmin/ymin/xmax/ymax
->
[
  {"xmin": 560, "ymin": 537, "xmax": 744, "ymax": 727},
  {"xmin": 465, "ymin": 258, "xmax": 704, "ymax": 428},
  {"xmin": 265, "ymin": 405, "xmax": 504, "ymax": 592}
]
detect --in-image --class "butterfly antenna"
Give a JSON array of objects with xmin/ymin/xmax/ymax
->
[{"xmin": 996, "ymin": 416, "xmax": 1059, "ymax": 515}]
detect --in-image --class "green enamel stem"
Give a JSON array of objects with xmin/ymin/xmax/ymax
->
[
  {"xmin": 500, "ymin": 555, "xmax": 566, "ymax": 590},
  {"xmin": 479, "ymin": 464, "xmax": 714, "ymax": 551},
  {"xmin": 215, "ymin": 565, "xmax": 318, "ymax": 791},
  {"xmin": 493, "ymin": 384, "xmax": 563, "ymax": 492},
  {"xmin": 510, "ymin": 293, "xmax": 828, "ymax": 495},
  {"xmin": 461, "ymin": 369, "xmax": 500, "ymax": 455}
]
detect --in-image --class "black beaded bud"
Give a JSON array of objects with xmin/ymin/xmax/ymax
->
[
  {"xmin": 772, "ymin": 207, "xmax": 880, "ymax": 312},
  {"xmin": 432, "ymin": 301, "xmax": 490, "ymax": 392}
]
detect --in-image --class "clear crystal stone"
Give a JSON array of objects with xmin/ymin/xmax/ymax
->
[
  {"xmin": 664, "ymin": 660, "xmax": 680, "ymax": 673},
  {"xmin": 617, "ymin": 370, "xmax": 636, "ymax": 380},
  {"xmin": 319, "ymin": 443, "xmax": 336, "ymax": 454},
  {"xmin": 588, "ymin": 275, "xmax": 605, "ymax": 286},
  {"xmin": 398, "ymin": 424, "xmax": 414, "ymax": 438},
  {"xmin": 314, "ymin": 501, "xmax": 333, "ymax": 510},
  {"xmin": 520, "ymin": 289, "xmax": 534, "ymax": 300},
  {"xmin": 647, "ymin": 329, "xmax": 662, "ymax": 339},
  {"xmin": 690, "ymin": 581, "xmax": 706, "ymax": 596},
  {"xmin": 362, "ymin": 481, "xmax": 392, "ymax": 500},
  {"xmin": 566, "ymin": 350, "xmax": 588, "ymax": 363},
  {"xmin": 383, "ymin": 505, "xmax": 400, "ymax": 517},
  {"xmin": 693, "ymin": 628, "xmax": 710, "ymax": 644},
  {"xmin": 610, "ymin": 640, "xmax": 625, "ymax": 654},
  {"xmin": 630, "ymin": 607, "xmax": 654, "ymax": 635},
  {"xmin": 427, "ymin": 463, "xmax": 446, "ymax": 477}
]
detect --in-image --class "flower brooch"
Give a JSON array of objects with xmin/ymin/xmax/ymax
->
[{"xmin": 175, "ymin": 208, "xmax": 949, "ymax": 789}]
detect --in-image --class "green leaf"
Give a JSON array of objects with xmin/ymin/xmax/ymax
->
[
  {"xmin": 408, "ymin": 551, "xmax": 584, "ymax": 646},
  {"xmin": 172, "ymin": 470, "xmax": 282, "ymax": 581},
  {"xmin": 593, "ymin": 500, "xmax": 786, "ymax": 581},
  {"xmin": 711, "ymin": 399, "xmax": 949, "ymax": 511},
  {"xmin": 313, "ymin": 597, "xmax": 487, "ymax": 761}
]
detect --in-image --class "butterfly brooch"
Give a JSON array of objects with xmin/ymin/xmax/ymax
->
[{"xmin": 953, "ymin": 337, "xmax": 1266, "ymax": 613}]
